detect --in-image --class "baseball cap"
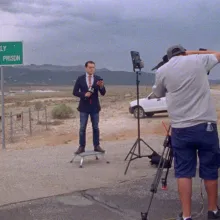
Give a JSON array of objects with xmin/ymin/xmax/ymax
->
[{"xmin": 167, "ymin": 45, "xmax": 186, "ymax": 60}]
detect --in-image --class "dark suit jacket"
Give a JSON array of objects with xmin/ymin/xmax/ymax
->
[{"xmin": 73, "ymin": 74, "xmax": 106, "ymax": 113}]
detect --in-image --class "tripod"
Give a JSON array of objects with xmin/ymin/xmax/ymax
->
[
  {"xmin": 124, "ymin": 70, "xmax": 158, "ymax": 175},
  {"xmin": 141, "ymin": 126, "xmax": 173, "ymax": 220}
]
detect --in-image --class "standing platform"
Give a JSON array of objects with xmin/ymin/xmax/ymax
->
[{"xmin": 70, "ymin": 150, "xmax": 110, "ymax": 168}]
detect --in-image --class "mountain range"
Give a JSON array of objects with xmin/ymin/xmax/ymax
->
[{"xmin": 1, "ymin": 64, "xmax": 220, "ymax": 86}]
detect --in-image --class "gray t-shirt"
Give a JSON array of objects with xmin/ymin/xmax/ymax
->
[{"xmin": 152, "ymin": 54, "xmax": 219, "ymax": 128}]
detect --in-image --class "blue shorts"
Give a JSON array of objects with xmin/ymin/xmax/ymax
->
[{"xmin": 171, "ymin": 123, "xmax": 220, "ymax": 180}]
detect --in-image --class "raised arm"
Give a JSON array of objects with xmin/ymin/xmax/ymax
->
[
  {"xmin": 96, "ymin": 77, "xmax": 106, "ymax": 96},
  {"xmin": 213, "ymin": 52, "xmax": 220, "ymax": 62},
  {"xmin": 186, "ymin": 50, "xmax": 220, "ymax": 73},
  {"xmin": 185, "ymin": 50, "xmax": 218, "ymax": 55},
  {"xmin": 99, "ymin": 85, "xmax": 106, "ymax": 96},
  {"xmin": 186, "ymin": 50, "xmax": 220, "ymax": 62}
]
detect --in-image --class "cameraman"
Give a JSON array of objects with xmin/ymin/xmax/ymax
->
[
  {"xmin": 73, "ymin": 60, "xmax": 106, "ymax": 155},
  {"xmin": 152, "ymin": 45, "xmax": 220, "ymax": 220}
]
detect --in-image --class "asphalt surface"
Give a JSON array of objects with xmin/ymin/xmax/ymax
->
[
  {"xmin": 0, "ymin": 138, "xmax": 166, "ymax": 206},
  {"xmin": 1, "ymin": 90, "xmax": 220, "ymax": 219},
  {"xmin": 0, "ymin": 171, "xmax": 210, "ymax": 220},
  {"xmin": 0, "ymin": 137, "xmax": 216, "ymax": 220}
]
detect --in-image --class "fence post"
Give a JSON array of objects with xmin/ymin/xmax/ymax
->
[
  {"xmin": 37, "ymin": 110, "xmax": 39, "ymax": 123},
  {"xmin": 29, "ymin": 108, "xmax": 32, "ymax": 135},
  {"xmin": 45, "ymin": 106, "xmax": 48, "ymax": 130},
  {"xmin": 10, "ymin": 112, "xmax": 13, "ymax": 142},
  {"xmin": 21, "ymin": 111, "xmax": 24, "ymax": 130}
]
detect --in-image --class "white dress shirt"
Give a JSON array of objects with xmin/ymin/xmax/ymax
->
[{"xmin": 86, "ymin": 72, "xmax": 94, "ymax": 88}]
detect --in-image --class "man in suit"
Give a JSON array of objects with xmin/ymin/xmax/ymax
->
[{"xmin": 73, "ymin": 61, "xmax": 106, "ymax": 154}]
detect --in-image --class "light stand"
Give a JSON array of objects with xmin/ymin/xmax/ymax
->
[{"xmin": 124, "ymin": 67, "xmax": 158, "ymax": 175}]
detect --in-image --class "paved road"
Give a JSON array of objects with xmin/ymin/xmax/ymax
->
[
  {"xmin": 0, "ymin": 137, "xmax": 166, "ymax": 206},
  {"xmin": 0, "ymin": 173, "xmax": 209, "ymax": 220},
  {"xmin": 0, "ymin": 137, "xmax": 216, "ymax": 220}
]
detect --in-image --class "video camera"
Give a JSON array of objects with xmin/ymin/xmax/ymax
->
[{"xmin": 151, "ymin": 48, "xmax": 210, "ymax": 75}]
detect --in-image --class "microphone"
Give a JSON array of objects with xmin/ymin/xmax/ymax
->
[
  {"xmin": 88, "ymin": 87, "xmax": 94, "ymax": 94},
  {"xmin": 87, "ymin": 87, "xmax": 94, "ymax": 104}
]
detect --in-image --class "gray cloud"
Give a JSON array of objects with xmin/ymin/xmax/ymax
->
[{"xmin": 0, "ymin": 0, "xmax": 220, "ymax": 78}]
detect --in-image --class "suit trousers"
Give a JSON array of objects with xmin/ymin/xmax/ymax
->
[{"xmin": 79, "ymin": 112, "xmax": 100, "ymax": 148}]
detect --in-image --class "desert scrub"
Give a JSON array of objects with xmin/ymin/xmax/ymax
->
[
  {"xmin": 34, "ymin": 101, "xmax": 44, "ymax": 111},
  {"xmin": 51, "ymin": 104, "xmax": 74, "ymax": 119}
]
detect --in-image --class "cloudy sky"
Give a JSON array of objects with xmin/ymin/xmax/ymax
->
[{"xmin": 0, "ymin": 0, "xmax": 220, "ymax": 78}]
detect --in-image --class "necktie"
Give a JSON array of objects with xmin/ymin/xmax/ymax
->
[
  {"xmin": 88, "ymin": 75, "xmax": 92, "ymax": 88},
  {"xmin": 88, "ymin": 75, "xmax": 92, "ymax": 104}
]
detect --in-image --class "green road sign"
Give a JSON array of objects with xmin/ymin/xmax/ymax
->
[{"xmin": 0, "ymin": 41, "xmax": 23, "ymax": 66}]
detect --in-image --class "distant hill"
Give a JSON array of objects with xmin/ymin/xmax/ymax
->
[
  {"xmin": 1, "ymin": 64, "xmax": 220, "ymax": 86},
  {"xmin": 209, "ymin": 79, "xmax": 220, "ymax": 85},
  {"xmin": 2, "ymin": 64, "xmax": 155, "ymax": 86}
]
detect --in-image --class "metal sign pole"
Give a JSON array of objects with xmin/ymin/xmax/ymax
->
[
  {"xmin": 0, "ymin": 41, "xmax": 24, "ymax": 149},
  {"xmin": 1, "ymin": 66, "xmax": 5, "ymax": 149}
]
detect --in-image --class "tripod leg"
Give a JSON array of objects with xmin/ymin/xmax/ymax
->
[
  {"xmin": 124, "ymin": 141, "xmax": 138, "ymax": 175},
  {"xmin": 70, "ymin": 155, "xmax": 77, "ymax": 163},
  {"xmin": 150, "ymin": 146, "xmax": 168, "ymax": 192},
  {"xmin": 124, "ymin": 139, "xmax": 138, "ymax": 161},
  {"xmin": 162, "ymin": 149, "xmax": 173, "ymax": 189},
  {"xmin": 141, "ymin": 159, "xmax": 165, "ymax": 220},
  {"xmin": 140, "ymin": 138, "xmax": 156, "ymax": 153},
  {"xmin": 79, "ymin": 157, "xmax": 84, "ymax": 168},
  {"xmin": 101, "ymin": 153, "xmax": 110, "ymax": 164},
  {"xmin": 141, "ymin": 145, "xmax": 170, "ymax": 220},
  {"xmin": 141, "ymin": 134, "xmax": 173, "ymax": 219}
]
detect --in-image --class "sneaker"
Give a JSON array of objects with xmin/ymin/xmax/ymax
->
[
  {"xmin": 176, "ymin": 212, "xmax": 192, "ymax": 220},
  {"xmin": 208, "ymin": 209, "xmax": 220, "ymax": 219}
]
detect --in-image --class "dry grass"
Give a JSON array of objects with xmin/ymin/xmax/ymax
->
[
  {"xmin": 4, "ymin": 85, "xmax": 150, "ymax": 104},
  {"xmin": 4, "ymin": 84, "xmax": 220, "ymax": 105},
  {"xmin": 1, "ymin": 85, "xmax": 151, "ymax": 114},
  {"xmin": 211, "ymin": 85, "xmax": 220, "ymax": 90},
  {"xmin": 1, "ymin": 85, "xmax": 220, "ymax": 150},
  {"xmin": 0, "ymin": 85, "xmax": 146, "ymax": 145}
]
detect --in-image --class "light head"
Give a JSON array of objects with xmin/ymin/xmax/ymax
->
[{"xmin": 130, "ymin": 51, "xmax": 144, "ymax": 72}]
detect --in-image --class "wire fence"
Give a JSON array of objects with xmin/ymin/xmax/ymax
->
[{"xmin": 0, "ymin": 106, "xmax": 49, "ymax": 145}]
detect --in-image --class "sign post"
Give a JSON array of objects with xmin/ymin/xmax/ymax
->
[
  {"xmin": 1, "ymin": 66, "xmax": 5, "ymax": 149},
  {"xmin": 0, "ymin": 41, "xmax": 23, "ymax": 149}
]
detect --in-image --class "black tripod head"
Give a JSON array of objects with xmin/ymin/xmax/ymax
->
[
  {"xmin": 130, "ymin": 51, "xmax": 144, "ymax": 72},
  {"xmin": 151, "ymin": 54, "xmax": 168, "ymax": 71}
]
